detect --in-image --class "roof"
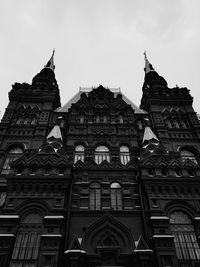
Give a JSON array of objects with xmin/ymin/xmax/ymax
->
[{"xmin": 55, "ymin": 87, "xmax": 146, "ymax": 114}]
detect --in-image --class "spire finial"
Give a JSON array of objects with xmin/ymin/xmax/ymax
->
[
  {"xmin": 144, "ymin": 51, "xmax": 147, "ymax": 61},
  {"xmin": 144, "ymin": 51, "xmax": 154, "ymax": 74},
  {"xmin": 44, "ymin": 49, "xmax": 55, "ymax": 71}
]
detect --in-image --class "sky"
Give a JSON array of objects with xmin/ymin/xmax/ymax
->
[{"xmin": 0, "ymin": 0, "xmax": 200, "ymax": 117}]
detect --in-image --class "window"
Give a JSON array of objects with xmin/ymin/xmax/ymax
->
[
  {"xmin": 95, "ymin": 146, "xmax": 110, "ymax": 164},
  {"xmin": 110, "ymin": 183, "xmax": 122, "ymax": 210},
  {"xmin": 119, "ymin": 116, "xmax": 123, "ymax": 124},
  {"xmin": 161, "ymin": 168, "xmax": 168, "ymax": 177},
  {"xmin": 175, "ymin": 168, "xmax": 182, "ymax": 177},
  {"xmin": 148, "ymin": 168, "xmax": 155, "ymax": 176},
  {"xmin": 89, "ymin": 183, "xmax": 101, "ymax": 210},
  {"xmin": 2, "ymin": 147, "xmax": 23, "ymax": 174},
  {"xmin": 96, "ymin": 115, "xmax": 100, "ymax": 123},
  {"xmin": 180, "ymin": 149, "xmax": 197, "ymax": 164},
  {"xmin": 80, "ymin": 115, "xmax": 84, "ymax": 123},
  {"xmin": 188, "ymin": 168, "xmax": 195, "ymax": 177},
  {"xmin": 170, "ymin": 211, "xmax": 200, "ymax": 261},
  {"xmin": 103, "ymin": 116, "xmax": 107, "ymax": 123},
  {"xmin": 74, "ymin": 145, "xmax": 85, "ymax": 163},
  {"xmin": 120, "ymin": 146, "xmax": 130, "ymax": 165},
  {"xmin": 10, "ymin": 211, "xmax": 42, "ymax": 267}
]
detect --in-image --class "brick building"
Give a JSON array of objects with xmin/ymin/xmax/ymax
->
[{"xmin": 0, "ymin": 52, "xmax": 200, "ymax": 267}]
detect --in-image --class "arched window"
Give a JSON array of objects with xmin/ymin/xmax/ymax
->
[
  {"xmin": 2, "ymin": 147, "xmax": 23, "ymax": 174},
  {"xmin": 80, "ymin": 115, "xmax": 84, "ymax": 123},
  {"xmin": 110, "ymin": 182, "xmax": 122, "ymax": 210},
  {"xmin": 119, "ymin": 116, "xmax": 123, "ymax": 124},
  {"xmin": 120, "ymin": 146, "xmax": 130, "ymax": 165},
  {"xmin": 96, "ymin": 115, "xmax": 100, "ymax": 123},
  {"xmin": 175, "ymin": 167, "xmax": 182, "ymax": 177},
  {"xmin": 74, "ymin": 145, "xmax": 85, "ymax": 163},
  {"xmin": 180, "ymin": 149, "xmax": 197, "ymax": 164},
  {"xmin": 95, "ymin": 146, "xmax": 110, "ymax": 164},
  {"xmin": 170, "ymin": 211, "xmax": 200, "ymax": 261},
  {"xmin": 10, "ymin": 211, "xmax": 42, "ymax": 267},
  {"xmin": 89, "ymin": 182, "xmax": 101, "ymax": 210}
]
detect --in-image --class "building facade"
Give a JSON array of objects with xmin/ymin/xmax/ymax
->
[{"xmin": 0, "ymin": 53, "xmax": 200, "ymax": 267}]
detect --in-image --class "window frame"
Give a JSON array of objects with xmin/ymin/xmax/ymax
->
[
  {"xmin": 94, "ymin": 146, "xmax": 110, "ymax": 164},
  {"xmin": 89, "ymin": 182, "xmax": 101, "ymax": 210},
  {"xmin": 110, "ymin": 182, "xmax": 123, "ymax": 211}
]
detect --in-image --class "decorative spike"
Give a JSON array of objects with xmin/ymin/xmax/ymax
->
[
  {"xmin": 44, "ymin": 49, "xmax": 55, "ymax": 71},
  {"xmin": 144, "ymin": 51, "xmax": 155, "ymax": 74}
]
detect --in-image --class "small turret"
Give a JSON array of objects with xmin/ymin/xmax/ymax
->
[{"xmin": 32, "ymin": 50, "xmax": 58, "ymax": 88}]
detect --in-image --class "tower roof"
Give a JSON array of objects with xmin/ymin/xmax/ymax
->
[
  {"xmin": 142, "ymin": 126, "xmax": 159, "ymax": 143},
  {"xmin": 47, "ymin": 125, "xmax": 63, "ymax": 141}
]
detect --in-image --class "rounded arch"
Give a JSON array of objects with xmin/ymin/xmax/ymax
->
[
  {"xmin": 74, "ymin": 144, "xmax": 85, "ymax": 163},
  {"xmin": 95, "ymin": 145, "xmax": 110, "ymax": 152},
  {"xmin": 110, "ymin": 182, "xmax": 122, "ymax": 189},
  {"xmin": 168, "ymin": 208, "xmax": 200, "ymax": 261},
  {"xmin": 74, "ymin": 144, "xmax": 85, "ymax": 151},
  {"xmin": 178, "ymin": 146, "xmax": 198, "ymax": 164},
  {"xmin": 17, "ymin": 200, "xmax": 49, "ymax": 217},
  {"xmin": 20, "ymin": 208, "xmax": 43, "ymax": 224},
  {"xmin": 81, "ymin": 214, "xmax": 134, "ymax": 254},
  {"xmin": 164, "ymin": 200, "xmax": 196, "ymax": 219},
  {"xmin": 90, "ymin": 182, "xmax": 101, "ymax": 188},
  {"xmin": 1, "ymin": 144, "xmax": 25, "ymax": 174},
  {"xmin": 4, "ymin": 142, "xmax": 26, "ymax": 151},
  {"xmin": 177, "ymin": 145, "xmax": 199, "ymax": 154}
]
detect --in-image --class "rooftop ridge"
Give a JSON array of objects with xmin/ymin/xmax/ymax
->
[{"xmin": 79, "ymin": 86, "xmax": 121, "ymax": 93}]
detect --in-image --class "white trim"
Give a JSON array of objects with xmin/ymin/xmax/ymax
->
[
  {"xmin": 40, "ymin": 234, "xmax": 62, "ymax": 237},
  {"xmin": 0, "ymin": 234, "xmax": 15, "ymax": 237},
  {"xmin": 64, "ymin": 250, "xmax": 86, "ymax": 254},
  {"xmin": 44, "ymin": 216, "xmax": 64, "ymax": 220},
  {"xmin": 150, "ymin": 216, "xmax": 169, "ymax": 220},
  {"xmin": 134, "ymin": 249, "xmax": 153, "ymax": 253},
  {"xmin": 194, "ymin": 217, "xmax": 200, "ymax": 220},
  {"xmin": 0, "ymin": 215, "xmax": 19, "ymax": 219}
]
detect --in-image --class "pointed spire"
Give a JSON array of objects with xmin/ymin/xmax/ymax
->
[
  {"xmin": 144, "ymin": 51, "xmax": 154, "ymax": 74},
  {"xmin": 47, "ymin": 125, "xmax": 62, "ymax": 141},
  {"xmin": 44, "ymin": 49, "xmax": 55, "ymax": 71}
]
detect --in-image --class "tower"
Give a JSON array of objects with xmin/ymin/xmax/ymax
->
[{"xmin": 140, "ymin": 53, "xmax": 200, "ymax": 267}]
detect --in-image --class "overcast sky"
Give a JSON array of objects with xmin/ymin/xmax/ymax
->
[{"xmin": 0, "ymin": 0, "xmax": 200, "ymax": 117}]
